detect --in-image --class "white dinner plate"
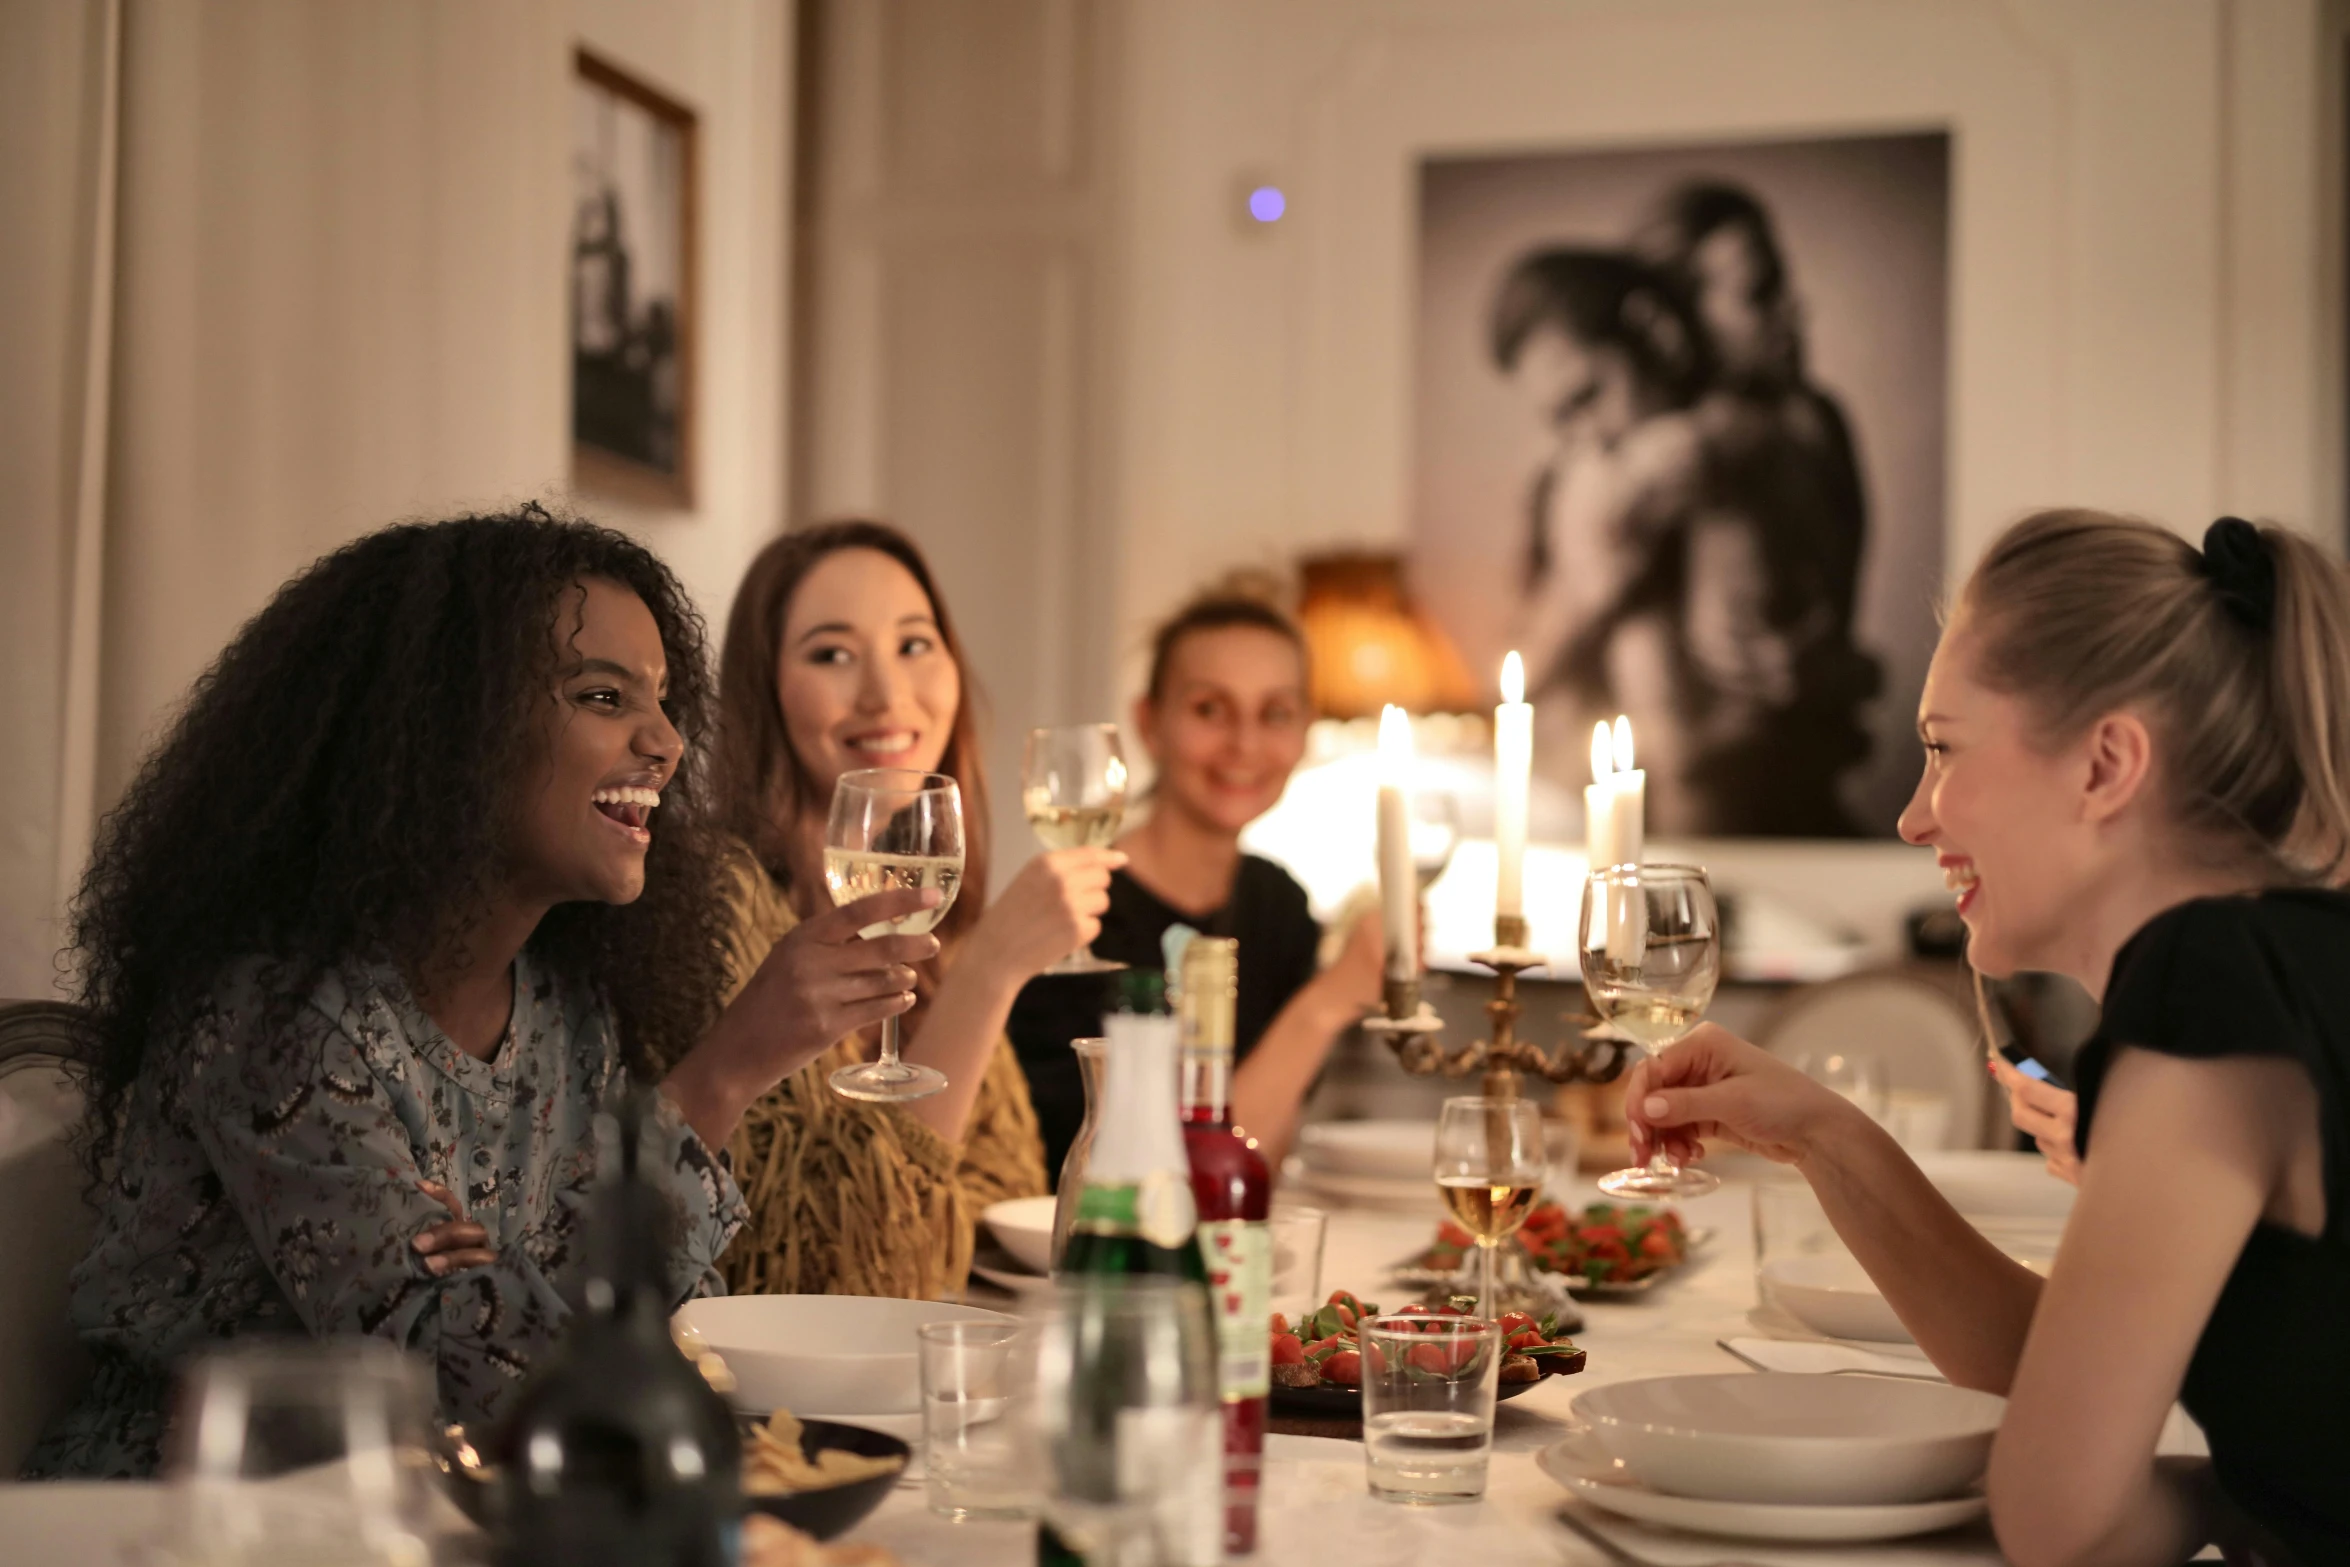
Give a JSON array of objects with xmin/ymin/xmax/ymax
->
[
  {"xmin": 1537, "ymin": 1437, "xmax": 1986, "ymax": 1543},
  {"xmin": 1287, "ymin": 1166, "xmax": 1444, "ymax": 1213},
  {"xmin": 1745, "ymin": 1303, "xmax": 1934, "ymax": 1360},
  {"xmin": 969, "ymin": 1259, "xmax": 1057, "ymax": 1297}
]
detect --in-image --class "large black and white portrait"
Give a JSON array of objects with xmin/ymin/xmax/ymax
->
[
  {"xmin": 572, "ymin": 51, "xmax": 696, "ymax": 508},
  {"xmin": 1414, "ymin": 133, "xmax": 1949, "ymax": 838}
]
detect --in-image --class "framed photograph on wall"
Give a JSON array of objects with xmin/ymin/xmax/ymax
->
[
  {"xmin": 1413, "ymin": 132, "xmax": 1950, "ymax": 841},
  {"xmin": 572, "ymin": 49, "xmax": 697, "ymax": 509}
]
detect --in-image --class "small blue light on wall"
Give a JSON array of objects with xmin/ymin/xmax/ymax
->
[{"xmin": 1247, "ymin": 185, "xmax": 1286, "ymax": 224}]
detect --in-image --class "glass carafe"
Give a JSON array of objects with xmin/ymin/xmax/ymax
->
[{"xmin": 1049, "ymin": 1036, "xmax": 1108, "ymax": 1270}]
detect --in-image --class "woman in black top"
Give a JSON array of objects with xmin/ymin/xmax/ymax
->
[
  {"xmin": 1010, "ymin": 588, "xmax": 1382, "ymax": 1173},
  {"xmin": 1625, "ymin": 511, "xmax": 2350, "ymax": 1566}
]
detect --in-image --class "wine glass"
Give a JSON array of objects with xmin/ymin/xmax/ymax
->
[
  {"xmin": 1021, "ymin": 724, "xmax": 1129, "ymax": 974},
  {"xmin": 1579, "ymin": 863, "xmax": 1722, "ymax": 1199},
  {"xmin": 165, "ymin": 1339, "xmax": 440, "ymax": 1567},
  {"xmin": 1432, "ymin": 1096, "xmax": 1547, "ymax": 1321},
  {"xmin": 825, "ymin": 767, "xmax": 964, "ymax": 1102}
]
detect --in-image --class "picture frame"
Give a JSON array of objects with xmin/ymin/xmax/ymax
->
[{"xmin": 571, "ymin": 48, "xmax": 698, "ymax": 510}]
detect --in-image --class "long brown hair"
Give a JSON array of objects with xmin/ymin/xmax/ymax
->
[
  {"xmin": 1957, "ymin": 509, "xmax": 2350, "ymax": 883},
  {"xmin": 715, "ymin": 520, "xmax": 991, "ymax": 950}
]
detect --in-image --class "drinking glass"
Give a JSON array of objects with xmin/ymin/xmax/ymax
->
[
  {"xmin": 1358, "ymin": 1314, "xmax": 1503, "ymax": 1505},
  {"xmin": 1265, "ymin": 1205, "xmax": 1328, "ymax": 1327},
  {"xmin": 1022, "ymin": 724, "xmax": 1129, "ymax": 975},
  {"xmin": 165, "ymin": 1339, "xmax": 440, "ymax": 1567},
  {"xmin": 1048, "ymin": 1036, "xmax": 1109, "ymax": 1272},
  {"xmin": 825, "ymin": 767, "xmax": 964, "ymax": 1102},
  {"xmin": 1792, "ymin": 1045, "xmax": 1885, "ymax": 1122},
  {"xmin": 1431, "ymin": 1096, "xmax": 1547, "ymax": 1322},
  {"xmin": 1409, "ymin": 790, "xmax": 1460, "ymax": 892},
  {"xmin": 1579, "ymin": 863, "xmax": 1723, "ymax": 1200},
  {"xmin": 1033, "ymin": 1276, "xmax": 1222, "ymax": 1567},
  {"xmin": 919, "ymin": 1320, "xmax": 1041, "ymax": 1522}
]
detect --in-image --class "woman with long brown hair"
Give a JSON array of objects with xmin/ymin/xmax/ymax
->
[{"xmin": 709, "ymin": 520, "xmax": 1114, "ymax": 1298}]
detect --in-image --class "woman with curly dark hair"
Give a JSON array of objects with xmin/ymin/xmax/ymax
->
[{"xmin": 23, "ymin": 507, "xmax": 936, "ymax": 1479}]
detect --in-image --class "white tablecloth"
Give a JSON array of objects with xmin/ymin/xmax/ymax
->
[{"xmin": 0, "ymin": 1175, "xmax": 2209, "ymax": 1565}]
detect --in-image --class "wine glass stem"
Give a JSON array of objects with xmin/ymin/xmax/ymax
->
[
  {"xmin": 1478, "ymin": 1237, "xmax": 1498, "ymax": 1323},
  {"xmin": 878, "ymin": 1011, "xmax": 901, "ymax": 1068}
]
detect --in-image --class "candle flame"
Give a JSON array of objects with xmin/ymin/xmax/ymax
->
[
  {"xmin": 1500, "ymin": 650, "xmax": 1524, "ymax": 705},
  {"xmin": 1378, "ymin": 703, "xmax": 1414, "ymax": 774},
  {"xmin": 1590, "ymin": 720, "xmax": 1613, "ymax": 784},
  {"xmin": 1612, "ymin": 714, "xmax": 1635, "ymax": 774}
]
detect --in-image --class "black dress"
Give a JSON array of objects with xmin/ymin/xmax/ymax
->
[
  {"xmin": 1007, "ymin": 857, "xmax": 1323, "ymax": 1178},
  {"xmin": 2071, "ymin": 890, "xmax": 2350, "ymax": 1566}
]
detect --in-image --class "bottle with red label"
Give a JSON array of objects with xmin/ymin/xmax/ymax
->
[{"xmin": 1176, "ymin": 935, "xmax": 1270, "ymax": 1556}]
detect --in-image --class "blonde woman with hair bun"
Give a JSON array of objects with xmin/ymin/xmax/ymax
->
[{"xmin": 1622, "ymin": 512, "xmax": 2350, "ymax": 1566}]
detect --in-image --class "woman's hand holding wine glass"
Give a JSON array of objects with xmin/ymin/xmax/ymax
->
[
  {"xmin": 966, "ymin": 846, "xmax": 1125, "ymax": 981},
  {"xmin": 1023, "ymin": 724, "xmax": 1130, "ymax": 974},
  {"xmin": 1580, "ymin": 863, "xmax": 1726, "ymax": 1199},
  {"xmin": 825, "ymin": 768, "xmax": 966, "ymax": 1102}
]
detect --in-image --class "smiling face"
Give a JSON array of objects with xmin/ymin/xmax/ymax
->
[
  {"xmin": 1897, "ymin": 622, "xmax": 2105, "ymax": 977},
  {"xmin": 1138, "ymin": 625, "xmax": 1309, "ymax": 836},
  {"xmin": 507, "ymin": 576, "xmax": 682, "ymax": 909},
  {"xmin": 775, "ymin": 546, "xmax": 961, "ymax": 802}
]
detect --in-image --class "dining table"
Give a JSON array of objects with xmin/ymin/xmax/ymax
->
[{"xmin": 0, "ymin": 1169, "xmax": 2214, "ymax": 1567}]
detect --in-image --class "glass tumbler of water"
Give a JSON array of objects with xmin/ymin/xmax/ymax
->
[
  {"xmin": 918, "ymin": 1319, "xmax": 1041, "ymax": 1522},
  {"xmin": 1358, "ymin": 1314, "xmax": 1503, "ymax": 1505}
]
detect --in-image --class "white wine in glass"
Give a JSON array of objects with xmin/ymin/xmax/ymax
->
[
  {"xmin": 1579, "ymin": 863, "xmax": 1722, "ymax": 1199},
  {"xmin": 826, "ymin": 768, "xmax": 964, "ymax": 1103},
  {"xmin": 1022, "ymin": 724, "xmax": 1129, "ymax": 974},
  {"xmin": 1432, "ymin": 1096, "xmax": 1547, "ymax": 1322}
]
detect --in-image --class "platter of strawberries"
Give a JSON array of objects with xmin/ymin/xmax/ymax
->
[
  {"xmin": 1267, "ymin": 1290, "xmax": 1586, "ymax": 1418},
  {"xmin": 1400, "ymin": 1201, "xmax": 1698, "ymax": 1299}
]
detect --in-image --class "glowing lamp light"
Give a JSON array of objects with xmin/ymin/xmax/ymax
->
[{"xmin": 1247, "ymin": 185, "xmax": 1287, "ymax": 223}]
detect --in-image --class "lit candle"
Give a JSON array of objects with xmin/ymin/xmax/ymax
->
[
  {"xmin": 1584, "ymin": 715, "xmax": 1646, "ymax": 871},
  {"xmin": 1493, "ymin": 653, "xmax": 1533, "ymax": 925},
  {"xmin": 1375, "ymin": 705, "xmax": 1418, "ymax": 982}
]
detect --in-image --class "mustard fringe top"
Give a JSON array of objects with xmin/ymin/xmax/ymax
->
[{"xmin": 713, "ymin": 841, "xmax": 1049, "ymax": 1299}]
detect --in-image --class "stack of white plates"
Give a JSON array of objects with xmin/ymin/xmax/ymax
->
[
  {"xmin": 1541, "ymin": 1373, "xmax": 2000, "ymax": 1542},
  {"xmin": 1289, "ymin": 1118, "xmax": 1580, "ymax": 1211}
]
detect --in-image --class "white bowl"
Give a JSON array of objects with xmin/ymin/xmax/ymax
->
[
  {"xmin": 1572, "ymin": 1373, "xmax": 2003, "ymax": 1506},
  {"xmin": 982, "ymin": 1195, "xmax": 1058, "ymax": 1275},
  {"xmin": 672, "ymin": 1295, "xmax": 1012, "ymax": 1416},
  {"xmin": 1760, "ymin": 1251, "xmax": 1911, "ymax": 1343}
]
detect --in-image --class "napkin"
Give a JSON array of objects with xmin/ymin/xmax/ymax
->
[{"xmin": 1719, "ymin": 1335, "xmax": 1948, "ymax": 1381}]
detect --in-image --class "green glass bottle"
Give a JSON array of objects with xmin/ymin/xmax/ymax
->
[{"xmin": 1056, "ymin": 969, "xmax": 1208, "ymax": 1284}]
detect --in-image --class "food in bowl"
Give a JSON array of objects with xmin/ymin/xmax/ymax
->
[
  {"xmin": 980, "ymin": 1194, "xmax": 1058, "ymax": 1274},
  {"xmin": 672, "ymin": 1295, "xmax": 1013, "ymax": 1415},
  {"xmin": 1413, "ymin": 1201, "xmax": 1688, "ymax": 1288},
  {"xmin": 1572, "ymin": 1372, "xmax": 2003, "ymax": 1507},
  {"xmin": 745, "ymin": 1410, "xmax": 905, "ymax": 1494}
]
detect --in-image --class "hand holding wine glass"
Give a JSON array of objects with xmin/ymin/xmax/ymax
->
[
  {"xmin": 1022, "ymin": 724, "xmax": 1129, "ymax": 974},
  {"xmin": 1433, "ymin": 1096, "xmax": 1547, "ymax": 1322},
  {"xmin": 826, "ymin": 768, "xmax": 965, "ymax": 1103},
  {"xmin": 1579, "ymin": 863, "xmax": 1722, "ymax": 1199}
]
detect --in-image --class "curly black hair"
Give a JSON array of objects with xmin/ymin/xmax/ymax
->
[{"xmin": 66, "ymin": 504, "xmax": 731, "ymax": 1181}]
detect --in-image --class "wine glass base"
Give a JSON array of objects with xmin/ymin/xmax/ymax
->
[
  {"xmin": 1595, "ymin": 1164, "xmax": 1720, "ymax": 1201},
  {"xmin": 830, "ymin": 1061, "xmax": 949, "ymax": 1103},
  {"xmin": 1044, "ymin": 952, "xmax": 1127, "ymax": 976}
]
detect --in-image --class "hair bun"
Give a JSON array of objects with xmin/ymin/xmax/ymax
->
[{"xmin": 2201, "ymin": 516, "xmax": 2277, "ymax": 632}]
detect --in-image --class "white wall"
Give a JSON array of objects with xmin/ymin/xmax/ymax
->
[
  {"xmin": 1, "ymin": 0, "xmax": 795, "ymax": 999},
  {"xmin": 1097, "ymin": 0, "xmax": 2344, "ymax": 948}
]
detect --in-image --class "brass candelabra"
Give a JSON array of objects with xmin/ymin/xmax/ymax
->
[{"xmin": 1359, "ymin": 913, "xmax": 1633, "ymax": 1098}]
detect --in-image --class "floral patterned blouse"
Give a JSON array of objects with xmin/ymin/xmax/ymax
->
[{"xmin": 21, "ymin": 950, "xmax": 747, "ymax": 1479}]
